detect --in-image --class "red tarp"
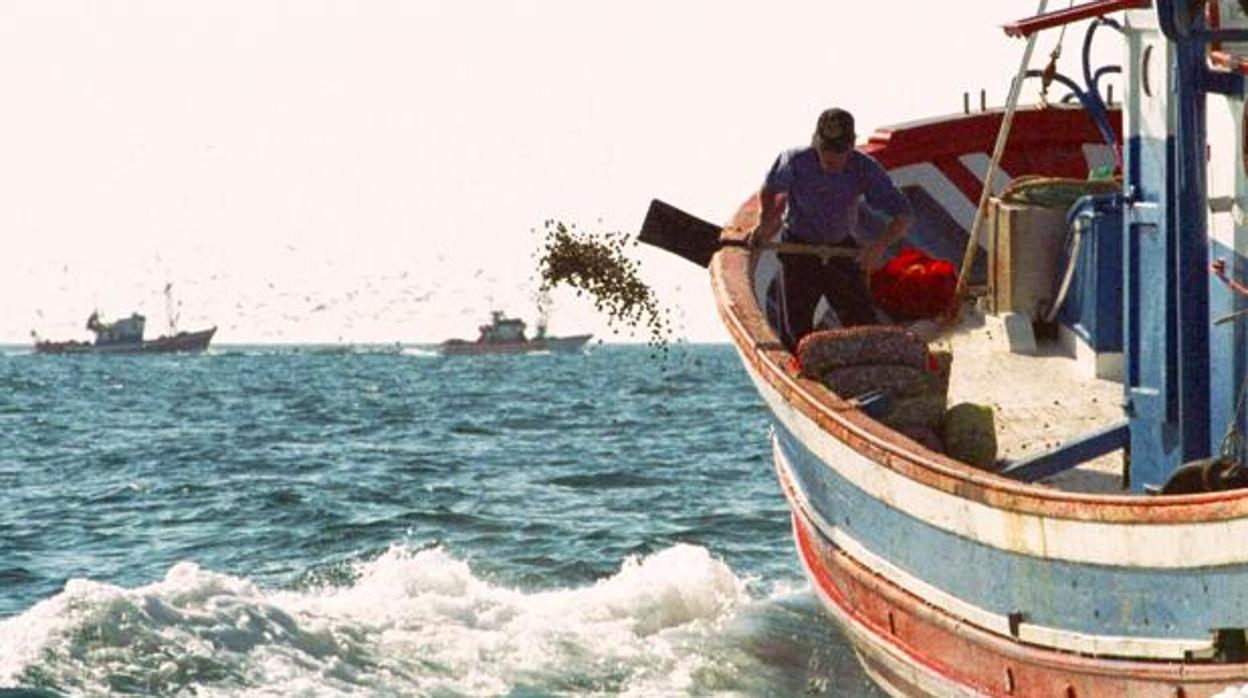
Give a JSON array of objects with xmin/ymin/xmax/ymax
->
[{"xmin": 870, "ymin": 247, "xmax": 957, "ymax": 320}]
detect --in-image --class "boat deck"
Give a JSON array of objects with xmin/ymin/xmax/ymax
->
[{"xmin": 931, "ymin": 308, "xmax": 1127, "ymax": 494}]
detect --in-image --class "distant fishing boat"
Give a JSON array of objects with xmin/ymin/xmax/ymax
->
[
  {"xmin": 642, "ymin": 1, "xmax": 1248, "ymax": 695},
  {"xmin": 34, "ymin": 310, "xmax": 215, "ymax": 355},
  {"xmin": 35, "ymin": 282, "xmax": 216, "ymax": 355},
  {"xmin": 440, "ymin": 311, "xmax": 590, "ymax": 356}
]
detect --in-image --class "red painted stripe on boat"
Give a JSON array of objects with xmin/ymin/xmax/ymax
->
[
  {"xmin": 865, "ymin": 108, "xmax": 1115, "ymax": 174},
  {"xmin": 792, "ymin": 511, "xmax": 982, "ymax": 693},
  {"xmin": 931, "ymin": 154, "xmax": 987, "ymax": 204},
  {"xmin": 791, "ymin": 509, "xmax": 1248, "ymax": 695}
]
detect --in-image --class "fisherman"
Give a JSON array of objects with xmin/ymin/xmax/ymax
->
[{"xmin": 748, "ymin": 107, "xmax": 914, "ymax": 348}]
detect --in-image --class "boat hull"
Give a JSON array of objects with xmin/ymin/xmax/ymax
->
[
  {"xmin": 439, "ymin": 334, "xmax": 592, "ymax": 356},
  {"xmin": 790, "ymin": 506, "xmax": 1248, "ymax": 698},
  {"xmin": 34, "ymin": 327, "xmax": 216, "ymax": 355}
]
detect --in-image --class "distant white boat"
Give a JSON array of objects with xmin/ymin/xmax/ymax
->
[{"xmin": 439, "ymin": 311, "xmax": 591, "ymax": 356}]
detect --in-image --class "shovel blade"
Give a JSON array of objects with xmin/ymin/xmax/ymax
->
[{"xmin": 638, "ymin": 199, "xmax": 723, "ymax": 268}]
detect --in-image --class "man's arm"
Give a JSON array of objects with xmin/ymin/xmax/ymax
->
[
  {"xmin": 859, "ymin": 157, "xmax": 914, "ymax": 272},
  {"xmin": 748, "ymin": 188, "xmax": 784, "ymax": 248}
]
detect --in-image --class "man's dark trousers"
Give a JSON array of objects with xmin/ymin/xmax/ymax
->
[{"xmin": 780, "ymin": 246, "xmax": 876, "ymax": 350}]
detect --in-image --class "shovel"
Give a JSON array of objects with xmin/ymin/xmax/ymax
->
[{"xmin": 638, "ymin": 199, "xmax": 858, "ymax": 267}]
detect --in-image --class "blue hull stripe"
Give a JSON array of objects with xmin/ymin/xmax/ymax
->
[{"xmin": 775, "ymin": 420, "xmax": 1248, "ymax": 639}]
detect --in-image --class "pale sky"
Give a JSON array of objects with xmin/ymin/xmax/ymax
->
[{"xmin": 0, "ymin": 1, "xmax": 1118, "ymax": 344}]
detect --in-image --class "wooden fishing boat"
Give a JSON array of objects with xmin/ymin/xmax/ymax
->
[
  {"xmin": 643, "ymin": 1, "xmax": 1248, "ymax": 695},
  {"xmin": 439, "ymin": 311, "xmax": 591, "ymax": 356}
]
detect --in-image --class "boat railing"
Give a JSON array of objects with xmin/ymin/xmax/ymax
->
[{"xmin": 1002, "ymin": 0, "xmax": 1148, "ymax": 39}]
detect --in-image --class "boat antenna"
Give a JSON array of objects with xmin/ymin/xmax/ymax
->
[
  {"xmin": 534, "ymin": 286, "xmax": 552, "ymax": 339},
  {"xmin": 164, "ymin": 282, "xmax": 180, "ymax": 334}
]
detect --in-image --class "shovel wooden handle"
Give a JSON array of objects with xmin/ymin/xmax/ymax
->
[
  {"xmin": 638, "ymin": 198, "xmax": 860, "ymax": 267},
  {"xmin": 755, "ymin": 241, "xmax": 859, "ymax": 260}
]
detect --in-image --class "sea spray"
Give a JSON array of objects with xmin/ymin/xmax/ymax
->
[
  {"xmin": 0, "ymin": 545, "xmax": 757, "ymax": 696},
  {"xmin": 533, "ymin": 220, "xmax": 673, "ymax": 355}
]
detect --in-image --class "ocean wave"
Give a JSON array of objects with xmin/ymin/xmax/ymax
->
[
  {"xmin": 0, "ymin": 544, "xmax": 763, "ymax": 697},
  {"xmin": 545, "ymin": 472, "xmax": 665, "ymax": 490}
]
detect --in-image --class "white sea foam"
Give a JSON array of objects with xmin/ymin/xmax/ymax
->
[{"xmin": 0, "ymin": 543, "xmax": 768, "ymax": 696}]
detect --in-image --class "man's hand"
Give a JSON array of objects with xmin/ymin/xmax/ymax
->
[
  {"xmin": 859, "ymin": 238, "xmax": 889, "ymax": 273},
  {"xmin": 861, "ymin": 213, "xmax": 912, "ymax": 272}
]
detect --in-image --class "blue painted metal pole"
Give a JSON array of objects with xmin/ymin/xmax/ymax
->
[
  {"xmin": 999, "ymin": 421, "xmax": 1129, "ymax": 483},
  {"xmin": 1152, "ymin": 0, "xmax": 1248, "ymax": 469},
  {"xmin": 1173, "ymin": 32, "xmax": 1211, "ymax": 464},
  {"xmin": 1122, "ymin": 0, "xmax": 1216, "ymax": 489}
]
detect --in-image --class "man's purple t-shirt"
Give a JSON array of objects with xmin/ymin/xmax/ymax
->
[{"xmin": 762, "ymin": 147, "xmax": 912, "ymax": 244}]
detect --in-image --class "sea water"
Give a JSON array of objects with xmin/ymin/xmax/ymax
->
[{"xmin": 0, "ymin": 345, "xmax": 882, "ymax": 697}]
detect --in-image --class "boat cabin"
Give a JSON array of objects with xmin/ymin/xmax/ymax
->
[
  {"xmin": 478, "ymin": 311, "xmax": 528, "ymax": 343},
  {"xmin": 86, "ymin": 311, "xmax": 146, "ymax": 346}
]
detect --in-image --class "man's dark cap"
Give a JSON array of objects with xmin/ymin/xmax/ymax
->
[{"xmin": 814, "ymin": 108, "xmax": 856, "ymax": 152}]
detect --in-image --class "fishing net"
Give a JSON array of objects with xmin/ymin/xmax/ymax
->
[
  {"xmin": 821, "ymin": 364, "xmax": 929, "ymax": 400},
  {"xmin": 884, "ymin": 394, "xmax": 949, "ymax": 430},
  {"xmin": 997, "ymin": 175, "xmax": 1121, "ymax": 210},
  {"xmin": 795, "ymin": 325, "xmax": 929, "ymax": 378}
]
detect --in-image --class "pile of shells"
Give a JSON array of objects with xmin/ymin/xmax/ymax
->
[{"xmin": 534, "ymin": 219, "xmax": 672, "ymax": 353}]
